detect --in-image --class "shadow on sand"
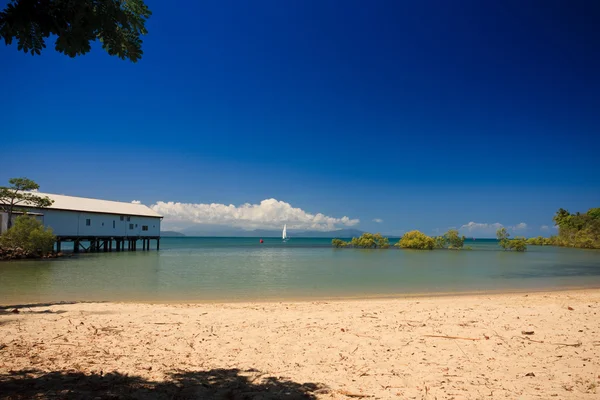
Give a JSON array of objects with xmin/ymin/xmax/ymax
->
[
  {"xmin": 0, "ymin": 368, "xmax": 325, "ymax": 399},
  {"xmin": 0, "ymin": 301, "xmax": 95, "ymax": 315}
]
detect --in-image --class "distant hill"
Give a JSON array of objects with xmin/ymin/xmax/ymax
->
[
  {"xmin": 180, "ymin": 226, "xmax": 365, "ymax": 238},
  {"xmin": 160, "ymin": 231, "xmax": 186, "ymax": 237}
]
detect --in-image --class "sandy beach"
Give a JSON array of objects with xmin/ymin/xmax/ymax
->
[{"xmin": 1, "ymin": 290, "xmax": 599, "ymax": 399}]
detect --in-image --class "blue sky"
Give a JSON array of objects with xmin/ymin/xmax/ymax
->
[{"xmin": 2, "ymin": 0, "xmax": 599, "ymax": 237}]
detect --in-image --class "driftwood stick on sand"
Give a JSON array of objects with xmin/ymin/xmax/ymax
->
[
  {"xmin": 353, "ymin": 333, "xmax": 379, "ymax": 340},
  {"xmin": 513, "ymin": 336, "xmax": 582, "ymax": 347},
  {"xmin": 337, "ymin": 389, "xmax": 374, "ymax": 398},
  {"xmin": 423, "ymin": 335, "xmax": 481, "ymax": 341}
]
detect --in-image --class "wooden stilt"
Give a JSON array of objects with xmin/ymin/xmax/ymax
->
[
  {"xmin": 157, "ymin": 238, "xmax": 160, "ymax": 251},
  {"xmin": 74, "ymin": 240, "xmax": 80, "ymax": 253},
  {"xmin": 56, "ymin": 240, "xmax": 61, "ymax": 253}
]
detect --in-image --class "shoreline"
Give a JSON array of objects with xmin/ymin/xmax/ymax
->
[
  {"xmin": 1, "ymin": 289, "xmax": 599, "ymax": 398},
  {"xmin": 3, "ymin": 284, "xmax": 600, "ymax": 307}
]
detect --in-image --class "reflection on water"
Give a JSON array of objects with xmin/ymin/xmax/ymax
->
[{"xmin": 1, "ymin": 238, "xmax": 599, "ymax": 303}]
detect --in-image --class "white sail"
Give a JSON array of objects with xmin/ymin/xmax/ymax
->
[{"xmin": 282, "ymin": 224, "xmax": 287, "ymax": 240}]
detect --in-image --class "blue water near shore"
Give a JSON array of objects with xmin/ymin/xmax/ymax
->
[{"xmin": 1, "ymin": 237, "xmax": 600, "ymax": 304}]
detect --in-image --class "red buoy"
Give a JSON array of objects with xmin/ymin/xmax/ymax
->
[{"xmin": 260, "ymin": 239, "xmax": 264, "ymax": 244}]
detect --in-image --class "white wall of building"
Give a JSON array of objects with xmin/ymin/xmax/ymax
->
[
  {"xmin": 0, "ymin": 212, "xmax": 44, "ymax": 235},
  {"xmin": 15, "ymin": 209, "xmax": 161, "ymax": 237}
]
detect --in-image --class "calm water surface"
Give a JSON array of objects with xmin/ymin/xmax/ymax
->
[{"xmin": 1, "ymin": 237, "xmax": 600, "ymax": 304}]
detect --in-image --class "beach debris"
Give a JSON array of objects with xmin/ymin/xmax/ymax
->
[
  {"xmin": 521, "ymin": 331, "xmax": 535, "ymax": 335},
  {"xmin": 353, "ymin": 333, "xmax": 379, "ymax": 340},
  {"xmin": 568, "ymin": 306, "xmax": 574, "ymax": 311},
  {"xmin": 337, "ymin": 389, "xmax": 373, "ymax": 398},
  {"xmin": 11, "ymin": 308, "xmax": 19, "ymax": 314},
  {"xmin": 525, "ymin": 372, "xmax": 535, "ymax": 377},
  {"xmin": 513, "ymin": 336, "xmax": 582, "ymax": 347},
  {"xmin": 423, "ymin": 335, "xmax": 481, "ymax": 341}
]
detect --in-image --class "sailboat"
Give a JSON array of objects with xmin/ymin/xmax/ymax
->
[{"xmin": 282, "ymin": 224, "xmax": 288, "ymax": 242}]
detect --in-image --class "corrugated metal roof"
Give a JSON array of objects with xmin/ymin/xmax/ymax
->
[{"xmin": 17, "ymin": 192, "xmax": 162, "ymax": 218}]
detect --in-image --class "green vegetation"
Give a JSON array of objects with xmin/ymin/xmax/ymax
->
[
  {"xmin": 496, "ymin": 227, "xmax": 510, "ymax": 249},
  {"xmin": 552, "ymin": 208, "xmax": 600, "ymax": 249},
  {"xmin": 332, "ymin": 238, "xmax": 350, "ymax": 248},
  {"xmin": 395, "ymin": 230, "xmax": 435, "ymax": 250},
  {"xmin": 0, "ymin": 178, "xmax": 53, "ymax": 230},
  {"xmin": 0, "ymin": 214, "xmax": 55, "ymax": 258},
  {"xmin": 332, "ymin": 233, "xmax": 389, "ymax": 248},
  {"xmin": 434, "ymin": 229, "xmax": 466, "ymax": 250},
  {"xmin": 351, "ymin": 233, "xmax": 389, "ymax": 249},
  {"xmin": 496, "ymin": 228, "xmax": 527, "ymax": 252},
  {"xmin": 526, "ymin": 236, "xmax": 553, "ymax": 246},
  {"xmin": 0, "ymin": 0, "xmax": 151, "ymax": 62}
]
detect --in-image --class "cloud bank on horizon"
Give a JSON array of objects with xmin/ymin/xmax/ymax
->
[
  {"xmin": 151, "ymin": 198, "xmax": 360, "ymax": 231},
  {"xmin": 459, "ymin": 221, "xmax": 529, "ymax": 236}
]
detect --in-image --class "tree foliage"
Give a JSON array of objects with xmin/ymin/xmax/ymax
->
[
  {"xmin": 434, "ymin": 235, "xmax": 446, "ymax": 249},
  {"xmin": 332, "ymin": 238, "xmax": 349, "ymax": 248},
  {"xmin": 395, "ymin": 230, "xmax": 435, "ymax": 250},
  {"xmin": 435, "ymin": 229, "xmax": 466, "ymax": 249},
  {"xmin": 496, "ymin": 228, "xmax": 527, "ymax": 252},
  {"xmin": 0, "ymin": 214, "xmax": 56, "ymax": 256},
  {"xmin": 552, "ymin": 207, "xmax": 600, "ymax": 249},
  {"xmin": 496, "ymin": 227, "xmax": 510, "ymax": 249},
  {"xmin": 0, "ymin": 177, "xmax": 53, "ymax": 230},
  {"xmin": 0, "ymin": 0, "xmax": 151, "ymax": 62},
  {"xmin": 332, "ymin": 233, "xmax": 389, "ymax": 249},
  {"xmin": 526, "ymin": 236, "xmax": 553, "ymax": 246},
  {"xmin": 507, "ymin": 236, "xmax": 527, "ymax": 252},
  {"xmin": 444, "ymin": 229, "xmax": 466, "ymax": 249}
]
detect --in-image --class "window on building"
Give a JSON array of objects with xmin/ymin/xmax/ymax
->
[
  {"xmin": 86, "ymin": 219, "xmax": 91, "ymax": 226},
  {"xmin": 120, "ymin": 216, "xmax": 124, "ymax": 221},
  {"xmin": 135, "ymin": 224, "xmax": 138, "ymax": 228},
  {"xmin": 129, "ymin": 223, "xmax": 134, "ymax": 230},
  {"xmin": 113, "ymin": 221, "xmax": 116, "ymax": 229},
  {"xmin": 127, "ymin": 217, "xmax": 131, "ymax": 222},
  {"xmin": 142, "ymin": 225, "xmax": 148, "ymax": 231},
  {"xmin": 102, "ymin": 222, "xmax": 104, "ymax": 226}
]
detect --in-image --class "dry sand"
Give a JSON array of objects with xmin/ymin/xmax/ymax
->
[{"xmin": 1, "ymin": 290, "xmax": 599, "ymax": 399}]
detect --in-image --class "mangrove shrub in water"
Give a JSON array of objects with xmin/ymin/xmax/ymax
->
[
  {"xmin": 395, "ymin": 230, "xmax": 435, "ymax": 250},
  {"xmin": 0, "ymin": 215, "xmax": 55, "ymax": 257},
  {"xmin": 526, "ymin": 236, "xmax": 553, "ymax": 246},
  {"xmin": 496, "ymin": 228, "xmax": 527, "ymax": 252},
  {"xmin": 332, "ymin": 238, "xmax": 350, "ymax": 248},
  {"xmin": 332, "ymin": 233, "xmax": 390, "ymax": 249},
  {"xmin": 434, "ymin": 229, "xmax": 466, "ymax": 249}
]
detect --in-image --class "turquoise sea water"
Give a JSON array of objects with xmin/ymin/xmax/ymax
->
[{"xmin": 1, "ymin": 237, "xmax": 600, "ymax": 304}]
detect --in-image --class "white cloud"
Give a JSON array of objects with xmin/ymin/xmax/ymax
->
[
  {"xmin": 373, "ymin": 218, "xmax": 383, "ymax": 223},
  {"xmin": 540, "ymin": 225, "xmax": 550, "ymax": 231},
  {"xmin": 151, "ymin": 198, "xmax": 360, "ymax": 231},
  {"xmin": 460, "ymin": 221, "xmax": 530, "ymax": 236},
  {"xmin": 459, "ymin": 221, "xmax": 504, "ymax": 235},
  {"xmin": 509, "ymin": 222, "xmax": 528, "ymax": 231},
  {"xmin": 131, "ymin": 200, "xmax": 141, "ymax": 204}
]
